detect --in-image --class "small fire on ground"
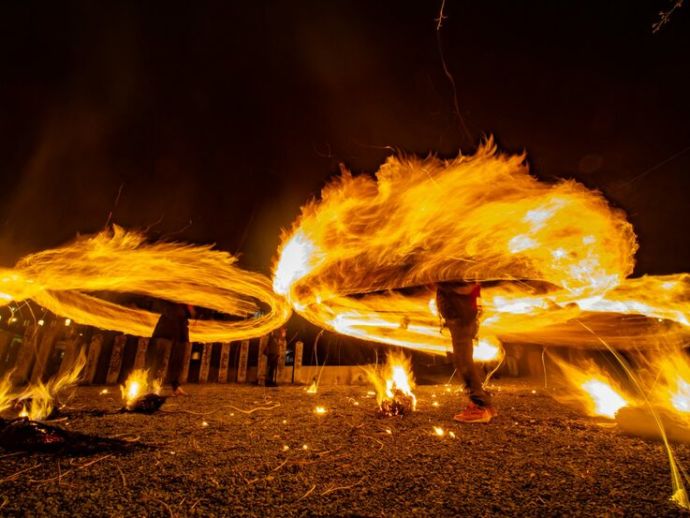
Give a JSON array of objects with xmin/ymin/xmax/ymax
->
[
  {"xmin": 120, "ymin": 369, "xmax": 164, "ymax": 413},
  {"xmin": 16, "ymin": 350, "xmax": 86, "ymax": 421},
  {"xmin": 552, "ymin": 356, "xmax": 630, "ymax": 419},
  {"xmin": 365, "ymin": 351, "xmax": 417, "ymax": 416}
]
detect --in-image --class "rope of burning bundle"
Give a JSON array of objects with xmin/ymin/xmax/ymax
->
[
  {"xmin": 272, "ymin": 139, "xmax": 690, "ymax": 355},
  {"xmin": 0, "ymin": 225, "xmax": 291, "ymax": 342}
]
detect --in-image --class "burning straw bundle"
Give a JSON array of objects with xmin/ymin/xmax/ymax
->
[
  {"xmin": 120, "ymin": 369, "xmax": 167, "ymax": 414},
  {"xmin": 364, "ymin": 352, "xmax": 417, "ymax": 417}
]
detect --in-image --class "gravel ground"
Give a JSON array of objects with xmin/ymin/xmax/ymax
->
[{"xmin": 1, "ymin": 381, "xmax": 689, "ymax": 517}]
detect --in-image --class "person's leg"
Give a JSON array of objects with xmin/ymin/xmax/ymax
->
[
  {"xmin": 448, "ymin": 320, "xmax": 492, "ymax": 407},
  {"xmin": 167, "ymin": 340, "xmax": 186, "ymax": 394},
  {"xmin": 270, "ymin": 355, "xmax": 279, "ymax": 385},
  {"xmin": 265, "ymin": 356, "xmax": 275, "ymax": 386}
]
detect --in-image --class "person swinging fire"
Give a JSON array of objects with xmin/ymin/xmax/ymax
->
[{"xmin": 436, "ymin": 281, "xmax": 497, "ymax": 423}]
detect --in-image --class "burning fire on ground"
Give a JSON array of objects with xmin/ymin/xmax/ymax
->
[
  {"xmin": 364, "ymin": 351, "xmax": 417, "ymax": 416},
  {"xmin": 16, "ymin": 349, "xmax": 87, "ymax": 421},
  {"xmin": 120, "ymin": 369, "xmax": 165, "ymax": 413},
  {"xmin": 550, "ymin": 355, "xmax": 631, "ymax": 419}
]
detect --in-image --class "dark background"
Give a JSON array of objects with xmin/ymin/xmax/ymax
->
[{"xmin": 0, "ymin": 1, "xmax": 688, "ymax": 275}]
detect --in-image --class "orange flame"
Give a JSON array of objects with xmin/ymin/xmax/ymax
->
[
  {"xmin": 552, "ymin": 356, "xmax": 630, "ymax": 418},
  {"xmin": 120, "ymin": 369, "xmax": 161, "ymax": 410},
  {"xmin": 16, "ymin": 349, "xmax": 86, "ymax": 421},
  {"xmin": 364, "ymin": 351, "xmax": 417, "ymax": 413},
  {"xmin": 273, "ymin": 140, "xmax": 690, "ymax": 354},
  {"xmin": 648, "ymin": 353, "xmax": 690, "ymax": 417},
  {"xmin": 0, "ymin": 226, "xmax": 291, "ymax": 342}
]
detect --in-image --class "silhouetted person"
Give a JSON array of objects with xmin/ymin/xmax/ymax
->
[
  {"xmin": 264, "ymin": 327, "xmax": 285, "ymax": 387},
  {"xmin": 436, "ymin": 281, "xmax": 496, "ymax": 423},
  {"xmin": 150, "ymin": 301, "xmax": 195, "ymax": 396}
]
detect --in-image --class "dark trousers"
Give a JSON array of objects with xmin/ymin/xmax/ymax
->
[
  {"xmin": 145, "ymin": 338, "xmax": 172, "ymax": 384},
  {"xmin": 167, "ymin": 341, "xmax": 188, "ymax": 390},
  {"xmin": 446, "ymin": 318, "xmax": 492, "ymax": 407},
  {"xmin": 266, "ymin": 354, "xmax": 279, "ymax": 385}
]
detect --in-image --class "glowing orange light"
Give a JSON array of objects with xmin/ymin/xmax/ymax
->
[
  {"xmin": 365, "ymin": 352, "xmax": 417, "ymax": 415},
  {"xmin": 0, "ymin": 226, "xmax": 291, "ymax": 343},
  {"xmin": 272, "ymin": 140, "xmax": 690, "ymax": 356}
]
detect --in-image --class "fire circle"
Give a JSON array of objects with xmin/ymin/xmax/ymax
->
[{"xmin": 1, "ymin": 226, "xmax": 291, "ymax": 342}]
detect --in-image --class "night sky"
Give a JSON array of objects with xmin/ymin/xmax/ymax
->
[{"xmin": 0, "ymin": 1, "xmax": 688, "ymax": 278}]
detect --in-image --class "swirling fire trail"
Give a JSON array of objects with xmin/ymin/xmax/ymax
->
[
  {"xmin": 273, "ymin": 139, "xmax": 690, "ymax": 355},
  {"xmin": 1, "ymin": 226, "xmax": 291, "ymax": 342}
]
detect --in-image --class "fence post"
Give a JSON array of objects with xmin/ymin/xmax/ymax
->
[
  {"xmin": 237, "ymin": 340, "xmax": 249, "ymax": 383},
  {"xmin": 84, "ymin": 334, "xmax": 103, "ymax": 384},
  {"xmin": 57, "ymin": 334, "xmax": 84, "ymax": 377},
  {"xmin": 12, "ymin": 324, "xmax": 41, "ymax": 385},
  {"xmin": 133, "ymin": 337, "xmax": 149, "ymax": 370},
  {"xmin": 293, "ymin": 340, "xmax": 304, "ymax": 384},
  {"xmin": 106, "ymin": 335, "xmax": 127, "ymax": 385},
  {"xmin": 198, "ymin": 343, "xmax": 212, "ymax": 383},
  {"xmin": 179, "ymin": 341, "xmax": 192, "ymax": 384},
  {"xmin": 0, "ymin": 332, "xmax": 11, "ymax": 375},
  {"xmin": 257, "ymin": 335, "xmax": 268, "ymax": 385},
  {"xmin": 218, "ymin": 342, "xmax": 231, "ymax": 383},
  {"xmin": 30, "ymin": 321, "xmax": 62, "ymax": 383}
]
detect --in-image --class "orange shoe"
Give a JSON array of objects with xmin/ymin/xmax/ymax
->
[{"xmin": 453, "ymin": 402, "xmax": 497, "ymax": 423}]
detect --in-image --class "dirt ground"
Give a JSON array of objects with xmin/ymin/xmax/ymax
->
[{"xmin": 1, "ymin": 381, "xmax": 689, "ymax": 517}]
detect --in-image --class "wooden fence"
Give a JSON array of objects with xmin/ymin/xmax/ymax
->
[{"xmin": 0, "ymin": 321, "xmax": 310, "ymax": 387}]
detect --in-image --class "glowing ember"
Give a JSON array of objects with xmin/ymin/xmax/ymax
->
[
  {"xmin": 364, "ymin": 351, "xmax": 417, "ymax": 416},
  {"xmin": 306, "ymin": 381, "xmax": 318, "ymax": 394},
  {"xmin": 433, "ymin": 426, "xmax": 446, "ymax": 437},
  {"xmin": 0, "ymin": 226, "xmax": 291, "ymax": 343},
  {"xmin": 314, "ymin": 406, "xmax": 327, "ymax": 415},
  {"xmin": 120, "ymin": 369, "xmax": 162, "ymax": 411},
  {"xmin": 16, "ymin": 350, "xmax": 86, "ymax": 421},
  {"xmin": 273, "ymin": 140, "xmax": 690, "ymax": 355}
]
